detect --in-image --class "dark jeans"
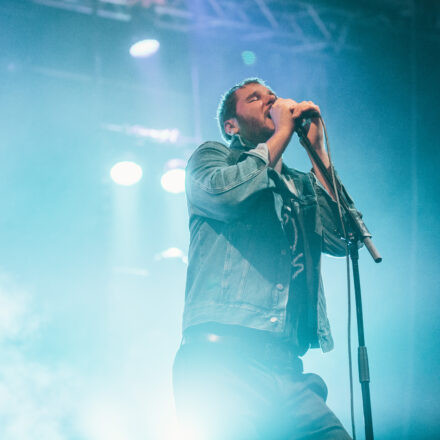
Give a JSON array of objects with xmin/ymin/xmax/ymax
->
[{"xmin": 173, "ymin": 334, "xmax": 351, "ymax": 440}]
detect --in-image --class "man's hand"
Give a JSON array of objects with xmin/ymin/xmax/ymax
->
[
  {"xmin": 266, "ymin": 98, "xmax": 297, "ymax": 167},
  {"xmin": 266, "ymin": 98, "xmax": 325, "ymax": 169},
  {"xmin": 290, "ymin": 100, "xmax": 321, "ymax": 121},
  {"xmin": 291, "ymin": 101, "xmax": 324, "ymax": 151},
  {"xmin": 270, "ymin": 99, "xmax": 324, "ymax": 148},
  {"xmin": 290, "ymin": 101, "xmax": 334, "ymax": 199},
  {"xmin": 269, "ymin": 98, "xmax": 297, "ymax": 136}
]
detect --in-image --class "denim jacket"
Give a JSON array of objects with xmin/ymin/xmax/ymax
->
[{"xmin": 182, "ymin": 136, "xmax": 351, "ymax": 353}]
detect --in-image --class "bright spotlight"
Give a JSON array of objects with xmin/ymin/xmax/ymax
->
[
  {"xmin": 161, "ymin": 247, "xmax": 184, "ymax": 259},
  {"xmin": 154, "ymin": 247, "xmax": 187, "ymax": 264},
  {"xmin": 161, "ymin": 168, "xmax": 185, "ymax": 194},
  {"xmin": 110, "ymin": 161, "xmax": 143, "ymax": 186},
  {"xmin": 129, "ymin": 39, "xmax": 160, "ymax": 58}
]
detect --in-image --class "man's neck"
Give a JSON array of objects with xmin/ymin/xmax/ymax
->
[{"xmin": 273, "ymin": 157, "xmax": 283, "ymax": 173}]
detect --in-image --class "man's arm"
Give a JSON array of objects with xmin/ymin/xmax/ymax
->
[
  {"xmin": 270, "ymin": 99, "xmax": 336, "ymax": 199},
  {"xmin": 296, "ymin": 105, "xmax": 363, "ymax": 255},
  {"xmin": 288, "ymin": 102, "xmax": 336, "ymax": 199},
  {"xmin": 186, "ymin": 141, "xmax": 275, "ymax": 222},
  {"xmin": 266, "ymin": 98, "xmax": 297, "ymax": 166},
  {"xmin": 310, "ymin": 167, "xmax": 363, "ymax": 257},
  {"xmin": 312, "ymin": 175, "xmax": 348, "ymax": 257},
  {"xmin": 304, "ymin": 118, "xmax": 335, "ymax": 196}
]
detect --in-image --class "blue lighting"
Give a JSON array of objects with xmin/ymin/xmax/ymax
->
[
  {"xmin": 241, "ymin": 50, "xmax": 256, "ymax": 65},
  {"xmin": 129, "ymin": 39, "xmax": 160, "ymax": 58}
]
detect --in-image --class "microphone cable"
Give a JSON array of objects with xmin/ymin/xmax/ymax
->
[{"xmin": 320, "ymin": 116, "xmax": 357, "ymax": 440}]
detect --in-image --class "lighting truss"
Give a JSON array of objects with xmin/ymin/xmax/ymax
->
[{"xmin": 29, "ymin": 0, "xmax": 440, "ymax": 54}]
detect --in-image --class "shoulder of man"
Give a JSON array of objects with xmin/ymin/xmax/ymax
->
[
  {"xmin": 187, "ymin": 140, "xmax": 243, "ymax": 167},
  {"xmin": 193, "ymin": 140, "xmax": 229, "ymax": 153}
]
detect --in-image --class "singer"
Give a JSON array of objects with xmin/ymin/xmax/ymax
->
[{"xmin": 173, "ymin": 78, "xmax": 357, "ymax": 439}]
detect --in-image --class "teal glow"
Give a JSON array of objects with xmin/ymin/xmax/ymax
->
[
  {"xmin": 0, "ymin": 1, "xmax": 439, "ymax": 439},
  {"xmin": 241, "ymin": 50, "xmax": 257, "ymax": 65}
]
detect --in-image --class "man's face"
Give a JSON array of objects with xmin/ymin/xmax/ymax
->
[{"xmin": 233, "ymin": 83, "xmax": 277, "ymax": 144}]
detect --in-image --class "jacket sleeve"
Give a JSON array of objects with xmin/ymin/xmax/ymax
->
[
  {"xmin": 310, "ymin": 171, "xmax": 362, "ymax": 257},
  {"xmin": 186, "ymin": 141, "xmax": 276, "ymax": 222}
]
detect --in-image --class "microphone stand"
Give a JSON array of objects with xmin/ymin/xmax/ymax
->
[{"xmin": 296, "ymin": 123, "xmax": 381, "ymax": 440}]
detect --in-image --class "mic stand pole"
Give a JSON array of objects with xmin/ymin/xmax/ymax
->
[
  {"xmin": 296, "ymin": 123, "xmax": 381, "ymax": 440},
  {"xmin": 349, "ymin": 239, "xmax": 374, "ymax": 440}
]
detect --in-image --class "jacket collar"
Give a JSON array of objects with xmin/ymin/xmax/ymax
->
[
  {"xmin": 229, "ymin": 134, "xmax": 255, "ymax": 151},
  {"xmin": 229, "ymin": 134, "xmax": 297, "ymax": 178}
]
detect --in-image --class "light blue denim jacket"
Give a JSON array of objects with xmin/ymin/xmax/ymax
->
[{"xmin": 183, "ymin": 136, "xmax": 352, "ymax": 353}]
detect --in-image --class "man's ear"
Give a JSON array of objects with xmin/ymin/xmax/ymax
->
[{"xmin": 224, "ymin": 118, "xmax": 239, "ymax": 137}]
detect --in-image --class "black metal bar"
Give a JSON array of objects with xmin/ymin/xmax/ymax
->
[{"xmin": 350, "ymin": 241, "xmax": 374, "ymax": 440}]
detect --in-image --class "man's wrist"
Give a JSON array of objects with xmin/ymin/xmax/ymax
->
[
  {"xmin": 267, "ymin": 129, "xmax": 293, "ymax": 166},
  {"xmin": 272, "ymin": 127, "xmax": 293, "ymax": 142}
]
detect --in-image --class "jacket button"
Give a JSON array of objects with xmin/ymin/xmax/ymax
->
[{"xmin": 276, "ymin": 283, "xmax": 284, "ymax": 290}]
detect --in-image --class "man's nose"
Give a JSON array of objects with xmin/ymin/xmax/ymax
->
[{"xmin": 266, "ymin": 94, "xmax": 276, "ymax": 106}]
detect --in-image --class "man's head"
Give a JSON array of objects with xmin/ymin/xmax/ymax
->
[{"xmin": 217, "ymin": 78, "xmax": 277, "ymax": 145}]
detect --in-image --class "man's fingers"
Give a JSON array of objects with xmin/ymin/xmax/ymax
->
[
  {"xmin": 291, "ymin": 107, "xmax": 299, "ymax": 118},
  {"xmin": 291, "ymin": 102, "xmax": 321, "ymax": 119},
  {"xmin": 284, "ymin": 98, "xmax": 298, "ymax": 107},
  {"xmin": 272, "ymin": 98, "xmax": 297, "ymax": 111}
]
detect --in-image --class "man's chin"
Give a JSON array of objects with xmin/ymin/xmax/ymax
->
[
  {"xmin": 239, "ymin": 121, "xmax": 274, "ymax": 144},
  {"xmin": 259, "ymin": 127, "xmax": 275, "ymax": 143}
]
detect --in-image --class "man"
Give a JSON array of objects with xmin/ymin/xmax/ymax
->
[{"xmin": 173, "ymin": 78, "xmax": 354, "ymax": 439}]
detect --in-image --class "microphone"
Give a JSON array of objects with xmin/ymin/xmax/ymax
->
[
  {"xmin": 292, "ymin": 110, "xmax": 320, "ymax": 137},
  {"xmin": 294, "ymin": 109, "xmax": 321, "ymax": 121},
  {"xmin": 294, "ymin": 112, "xmax": 318, "ymax": 136}
]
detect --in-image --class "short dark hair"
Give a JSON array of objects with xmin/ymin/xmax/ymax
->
[{"xmin": 216, "ymin": 77, "xmax": 270, "ymax": 142}]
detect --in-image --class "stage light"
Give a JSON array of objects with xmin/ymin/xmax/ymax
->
[
  {"xmin": 161, "ymin": 169, "xmax": 185, "ymax": 194},
  {"xmin": 241, "ymin": 50, "xmax": 256, "ymax": 65},
  {"xmin": 160, "ymin": 247, "xmax": 184, "ymax": 259},
  {"xmin": 154, "ymin": 247, "xmax": 187, "ymax": 264},
  {"xmin": 110, "ymin": 161, "xmax": 143, "ymax": 186},
  {"xmin": 129, "ymin": 39, "xmax": 160, "ymax": 58},
  {"xmin": 161, "ymin": 159, "xmax": 186, "ymax": 194},
  {"xmin": 207, "ymin": 334, "xmax": 220, "ymax": 342},
  {"xmin": 102, "ymin": 124, "xmax": 180, "ymax": 143}
]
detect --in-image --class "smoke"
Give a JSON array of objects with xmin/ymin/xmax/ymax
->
[
  {"xmin": 0, "ymin": 272, "xmax": 180, "ymax": 440},
  {"xmin": 0, "ymin": 274, "xmax": 78, "ymax": 440}
]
